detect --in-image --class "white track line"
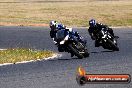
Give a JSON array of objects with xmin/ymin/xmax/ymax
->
[
  {"xmin": 0, "ymin": 53, "xmax": 62, "ymax": 66},
  {"xmin": 0, "ymin": 49, "xmax": 7, "ymax": 50}
]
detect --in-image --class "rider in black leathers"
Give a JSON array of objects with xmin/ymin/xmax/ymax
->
[{"xmin": 88, "ymin": 19, "xmax": 115, "ymax": 47}]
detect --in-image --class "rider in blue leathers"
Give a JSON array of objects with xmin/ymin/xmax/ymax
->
[{"xmin": 49, "ymin": 20, "xmax": 86, "ymax": 57}]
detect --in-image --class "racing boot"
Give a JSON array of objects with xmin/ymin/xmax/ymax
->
[
  {"xmin": 95, "ymin": 40, "xmax": 101, "ymax": 47},
  {"xmin": 71, "ymin": 53, "xmax": 74, "ymax": 57}
]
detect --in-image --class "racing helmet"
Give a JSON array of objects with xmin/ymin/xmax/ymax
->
[
  {"xmin": 89, "ymin": 19, "xmax": 96, "ymax": 27},
  {"xmin": 49, "ymin": 20, "xmax": 57, "ymax": 30}
]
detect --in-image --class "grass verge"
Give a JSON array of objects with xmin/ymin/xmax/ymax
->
[
  {"xmin": 0, "ymin": 0, "xmax": 132, "ymax": 26},
  {"xmin": 0, "ymin": 48, "xmax": 54, "ymax": 64}
]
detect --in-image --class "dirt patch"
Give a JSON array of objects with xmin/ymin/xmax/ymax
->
[{"xmin": 0, "ymin": 0, "xmax": 132, "ymax": 26}]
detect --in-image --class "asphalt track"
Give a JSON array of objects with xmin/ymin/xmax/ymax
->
[{"xmin": 0, "ymin": 26, "xmax": 132, "ymax": 88}]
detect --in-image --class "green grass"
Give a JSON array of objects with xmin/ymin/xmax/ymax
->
[
  {"xmin": 127, "ymin": 19, "xmax": 132, "ymax": 25},
  {"xmin": 0, "ymin": 48, "xmax": 54, "ymax": 64}
]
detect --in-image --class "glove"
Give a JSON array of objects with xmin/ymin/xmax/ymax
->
[
  {"xmin": 89, "ymin": 33, "xmax": 95, "ymax": 40},
  {"xmin": 53, "ymin": 41, "xmax": 57, "ymax": 45},
  {"xmin": 91, "ymin": 35, "xmax": 95, "ymax": 40},
  {"xmin": 52, "ymin": 38, "xmax": 58, "ymax": 45}
]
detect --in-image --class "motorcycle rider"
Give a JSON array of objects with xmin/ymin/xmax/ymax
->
[
  {"xmin": 49, "ymin": 20, "xmax": 58, "ymax": 44},
  {"xmin": 88, "ymin": 19, "xmax": 115, "ymax": 47},
  {"xmin": 50, "ymin": 20, "xmax": 86, "ymax": 44},
  {"xmin": 49, "ymin": 20, "xmax": 86, "ymax": 57}
]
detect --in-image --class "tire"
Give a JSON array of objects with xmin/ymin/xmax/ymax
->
[
  {"xmin": 68, "ymin": 44, "xmax": 84, "ymax": 59},
  {"xmin": 107, "ymin": 39, "xmax": 119, "ymax": 51},
  {"xmin": 77, "ymin": 42, "xmax": 89, "ymax": 57},
  {"xmin": 83, "ymin": 49, "xmax": 89, "ymax": 57}
]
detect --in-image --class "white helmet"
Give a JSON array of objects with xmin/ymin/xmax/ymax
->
[{"xmin": 49, "ymin": 20, "xmax": 57, "ymax": 30}]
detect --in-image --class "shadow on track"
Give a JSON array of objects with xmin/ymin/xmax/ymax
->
[
  {"xmin": 91, "ymin": 50, "xmax": 114, "ymax": 54},
  {"xmin": 57, "ymin": 57, "xmax": 82, "ymax": 60},
  {"xmin": 48, "ymin": 57, "xmax": 84, "ymax": 61}
]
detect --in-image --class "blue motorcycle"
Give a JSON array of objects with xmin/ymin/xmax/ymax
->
[{"xmin": 56, "ymin": 29, "xmax": 89, "ymax": 59}]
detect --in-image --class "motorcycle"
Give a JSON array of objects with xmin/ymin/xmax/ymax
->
[
  {"xmin": 56, "ymin": 29, "xmax": 89, "ymax": 59},
  {"xmin": 96, "ymin": 28, "xmax": 119, "ymax": 51}
]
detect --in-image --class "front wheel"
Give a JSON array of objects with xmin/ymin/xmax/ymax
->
[
  {"xmin": 77, "ymin": 42, "xmax": 89, "ymax": 57},
  {"xmin": 68, "ymin": 44, "xmax": 84, "ymax": 59},
  {"xmin": 107, "ymin": 39, "xmax": 119, "ymax": 51},
  {"xmin": 83, "ymin": 49, "xmax": 89, "ymax": 57}
]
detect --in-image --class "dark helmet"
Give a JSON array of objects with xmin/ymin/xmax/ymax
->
[
  {"xmin": 89, "ymin": 19, "xmax": 96, "ymax": 27},
  {"xmin": 49, "ymin": 20, "xmax": 58, "ymax": 30}
]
